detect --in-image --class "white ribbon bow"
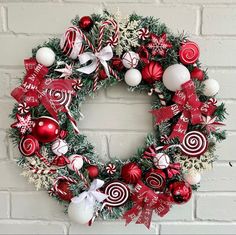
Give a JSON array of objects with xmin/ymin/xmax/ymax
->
[
  {"xmin": 76, "ymin": 45, "xmax": 113, "ymax": 78},
  {"xmin": 71, "ymin": 179, "xmax": 108, "ymax": 207}
]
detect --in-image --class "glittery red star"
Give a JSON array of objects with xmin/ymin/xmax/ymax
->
[
  {"xmin": 11, "ymin": 113, "xmax": 34, "ymax": 135},
  {"xmin": 147, "ymin": 33, "xmax": 172, "ymax": 57}
]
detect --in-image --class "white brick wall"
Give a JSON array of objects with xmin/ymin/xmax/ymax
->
[{"xmin": 0, "ymin": 1, "xmax": 235, "ymax": 234}]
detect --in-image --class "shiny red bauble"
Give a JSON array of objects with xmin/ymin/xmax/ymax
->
[
  {"xmin": 32, "ymin": 116, "xmax": 60, "ymax": 143},
  {"xmin": 190, "ymin": 67, "xmax": 204, "ymax": 81},
  {"xmin": 145, "ymin": 168, "xmax": 166, "ymax": 191},
  {"xmin": 87, "ymin": 165, "xmax": 99, "ymax": 179},
  {"xmin": 99, "ymin": 69, "xmax": 108, "ymax": 80},
  {"xmin": 169, "ymin": 181, "xmax": 192, "ymax": 204},
  {"xmin": 79, "ymin": 16, "xmax": 93, "ymax": 31},
  {"xmin": 111, "ymin": 57, "xmax": 124, "ymax": 71},
  {"xmin": 121, "ymin": 162, "xmax": 142, "ymax": 184},
  {"xmin": 57, "ymin": 181, "xmax": 74, "ymax": 201},
  {"xmin": 141, "ymin": 61, "xmax": 163, "ymax": 83}
]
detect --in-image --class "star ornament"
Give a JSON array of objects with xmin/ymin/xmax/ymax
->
[
  {"xmin": 147, "ymin": 33, "xmax": 172, "ymax": 57},
  {"xmin": 55, "ymin": 63, "xmax": 73, "ymax": 78},
  {"xmin": 11, "ymin": 113, "xmax": 34, "ymax": 135}
]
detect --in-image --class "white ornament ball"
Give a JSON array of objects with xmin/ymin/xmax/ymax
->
[
  {"xmin": 163, "ymin": 64, "xmax": 191, "ymax": 91},
  {"xmin": 68, "ymin": 200, "xmax": 94, "ymax": 224},
  {"xmin": 51, "ymin": 139, "xmax": 68, "ymax": 156},
  {"xmin": 67, "ymin": 155, "xmax": 84, "ymax": 171},
  {"xmin": 122, "ymin": 51, "xmax": 140, "ymax": 69},
  {"xmin": 36, "ymin": 47, "xmax": 56, "ymax": 67},
  {"xmin": 153, "ymin": 153, "xmax": 170, "ymax": 169},
  {"xmin": 184, "ymin": 171, "xmax": 201, "ymax": 185},
  {"xmin": 203, "ymin": 79, "xmax": 220, "ymax": 97},
  {"xmin": 124, "ymin": 69, "xmax": 142, "ymax": 87}
]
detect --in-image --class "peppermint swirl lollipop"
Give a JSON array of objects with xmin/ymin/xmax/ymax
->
[
  {"xmin": 47, "ymin": 89, "xmax": 72, "ymax": 108},
  {"xmin": 179, "ymin": 41, "xmax": 200, "ymax": 65},
  {"xmin": 180, "ymin": 131, "xmax": 208, "ymax": 157},
  {"xmin": 103, "ymin": 181, "xmax": 130, "ymax": 207},
  {"xmin": 145, "ymin": 169, "xmax": 166, "ymax": 191},
  {"xmin": 19, "ymin": 135, "xmax": 51, "ymax": 166}
]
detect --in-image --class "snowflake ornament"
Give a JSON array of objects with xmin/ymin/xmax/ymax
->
[{"xmin": 11, "ymin": 113, "xmax": 34, "ymax": 134}]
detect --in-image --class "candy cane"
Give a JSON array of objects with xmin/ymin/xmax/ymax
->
[
  {"xmin": 70, "ymin": 161, "xmax": 89, "ymax": 188},
  {"xmin": 82, "ymin": 156, "xmax": 91, "ymax": 165},
  {"xmin": 65, "ymin": 105, "xmax": 80, "ymax": 134},
  {"xmin": 29, "ymin": 165, "xmax": 57, "ymax": 175},
  {"xmin": 51, "ymin": 176, "xmax": 77, "ymax": 195}
]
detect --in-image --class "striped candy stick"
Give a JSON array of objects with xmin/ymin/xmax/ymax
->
[{"xmin": 148, "ymin": 87, "xmax": 166, "ymax": 106}]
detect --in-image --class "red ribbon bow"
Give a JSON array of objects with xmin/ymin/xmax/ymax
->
[
  {"xmin": 151, "ymin": 80, "xmax": 216, "ymax": 142},
  {"xmin": 123, "ymin": 181, "xmax": 172, "ymax": 229},
  {"xmin": 166, "ymin": 163, "xmax": 181, "ymax": 178},
  {"xmin": 11, "ymin": 58, "xmax": 76, "ymax": 120}
]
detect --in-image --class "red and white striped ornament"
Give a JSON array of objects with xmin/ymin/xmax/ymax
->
[
  {"xmin": 72, "ymin": 79, "xmax": 83, "ymax": 91},
  {"xmin": 106, "ymin": 163, "xmax": 116, "ymax": 175},
  {"xmin": 138, "ymin": 28, "xmax": 150, "ymax": 40},
  {"xmin": 17, "ymin": 102, "xmax": 30, "ymax": 114}
]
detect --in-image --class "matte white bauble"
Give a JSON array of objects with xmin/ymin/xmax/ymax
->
[
  {"xmin": 68, "ymin": 201, "xmax": 94, "ymax": 224},
  {"xmin": 184, "ymin": 171, "xmax": 201, "ymax": 185},
  {"xmin": 67, "ymin": 155, "xmax": 84, "ymax": 171},
  {"xmin": 124, "ymin": 69, "xmax": 142, "ymax": 87},
  {"xmin": 203, "ymin": 79, "xmax": 220, "ymax": 96},
  {"xmin": 153, "ymin": 153, "xmax": 170, "ymax": 169},
  {"xmin": 163, "ymin": 64, "xmax": 191, "ymax": 91},
  {"xmin": 51, "ymin": 139, "xmax": 68, "ymax": 156},
  {"xmin": 36, "ymin": 47, "xmax": 55, "ymax": 67},
  {"xmin": 122, "ymin": 51, "xmax": 140, "ymax": 69}
]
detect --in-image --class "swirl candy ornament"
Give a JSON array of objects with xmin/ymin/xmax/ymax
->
[
  {"xmin": 179, "ymin": 41, "xmax": 200, "ymax": 65},
  {"xmin": 180, "ymin": 131, "xmax": 208, "ymax": 157},
  {"xmin": 145, "ymin": 169, "xmax": 166, "ymax": 191},
  {"xmin": 103, "ymin": 181, "xmax": 130, "ymax": 207}
]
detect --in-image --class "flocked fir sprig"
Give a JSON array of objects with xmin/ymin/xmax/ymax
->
[{"xmin": 8, "ymin": 10, "xmax": 227, "ymax": 228}]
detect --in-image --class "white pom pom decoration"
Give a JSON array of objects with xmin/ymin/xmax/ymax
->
[
  {"xmin": 51, "ymin": 139, "xmax": 68, "ymax": 156},
  {"xmin": 153, "ymin": 153, "xmax": 170, "ymax": 169},
  {"xmin": 122, "ymin": 51, "xmax": 140, "ymax": 69},
  {"xmin": 36, "ymin": 47, "xmax": 55, "ymax": 67},
  {"xmin": 67, "ymin": 155, "xmax": 84, "ymax": 171},
  {"xmin": 163, "ymin": 64, "xmax": 190, "ymax": 91},
  {"xmin": 184, "ymin": 171, "xmax": 201, "ymax": 185},
  {"xmin": 68, "ymin": 200, "xmax": 94, "ymax": 224},
  {"xmin": 124, "ymin": 69, "xmax": 142, "ymax": 87},
  {"xmin": 203, "ymin": 79, "xmax": 220, "ymax": 97}
]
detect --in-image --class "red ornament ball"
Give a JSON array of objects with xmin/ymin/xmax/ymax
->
[
  {"xmin": 169, "ymin": 181, "xmax": 192, "ymax": 204},
  {"xmin": 121, "ymin": 163, "xmax": 142, "ymax": 184},
  {"xmin": 190, "ymin": 67, "xmax": 204, "ymax": 81},
  {"xmin": 79, "ymin": 16, "xmax": 93, "ymax": 31},
  {"xmin": 32, "ymin": 116, "xmax": 60, "ymax": 143},
  {"xmin": 141, "ymin": 61, "xmax": 163, "ymax": 83},
  {"xmin": 99, "ymin": 68, "xmax": 108, "ymax": 80},
  {"xmin": 57, "ymin": 180, "xmax": 74, "ymax": 201},
  {"xmin": 145, "ymin": 169, "xmax": 166, "ymax": 191},
  {"xmin": 87, "ymin": 165, "xmax": 99, "ymax": 179},
  {"xmin": 111, "ymin": 57, "xmax": 124, "ymax": 71}
]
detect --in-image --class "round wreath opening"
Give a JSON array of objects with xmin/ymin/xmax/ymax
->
[{"xmin": 9, "ymin": 10, "xmax": 227, "ymax": 229}]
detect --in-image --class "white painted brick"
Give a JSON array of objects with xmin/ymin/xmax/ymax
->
[
  {"xmin": 0, "ymin": 71, "xmax": 10, "ymax": 98},
  {"xmin": 0, "ymin": 161, "xmax": 35, "ymax": 190},
  {"xmin": 0, "ymin": 192, "xmax": 10, "ymax": 218},
  {"xmin": 79, "ymin": 103, "xmax": 153, "ymax": 131},
  {"xmin": 163, "ymin": 0, "xmax": 236, "ymax": 3},
  {"xmin": 0, "ymin": 36, "xmax": 47, "ymax": 66},
  {"xmin": 11, "ymin": 191, "xmax": 68, "ymax": 220},
  {"xmin": 224, "ymin": 102, "xmax": 236, "ymax": 131},
  {"xmin": 8, "ymin": 3, "xmax": 102, "ymax": 34},
  {"xmin": 69, "ymin": 221, "xmax": 157, "ymax": 234},
  {"xmin": 0, "ymin": 131, "xmax": 9, "ymax": 160},
  {"xmin": 207, "ymin": 69, "xmax": 236, "ymax": 99},
  {"xmin": 105, "ymin": 4, "xmax": 198, "ymax": 34},
  {"xmin": 194, "ymin": 37, "xmax": 236, "ymax": 67},
  {"xmin": 160, "ymin": 223, "xmax": 236, "ymax": 235},
  {"xmin": 108, "ymin": 133, "xmax": 148, "ymax": 160},
  {"xmin": 216, "ymin": 132, "xmax": 236, "ymax": 161},
  {"xmin": 203, "ymin": 7, "xmax": 236, "ymax": 35},
  {"xmin": 199, "ymin": 164, "xmax": 236, "ymax": 191},
  {"xmin": 196, "ymin": 194, "xmax": 236, "ymax": 220},
  {"xmin": 0, "ymin": 100, "xmax": 15, "ymax": 129},
  {"xmin": 0, "ymin": 221, "xmax": 66, "ymax": 235}
]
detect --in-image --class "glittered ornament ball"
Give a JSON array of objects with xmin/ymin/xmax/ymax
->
[
  {"xmin": 79, "ymin": 16, "xmax": 93, "ymax": 31},
  {"xmin": 51, "ymin": 139, "xmax": 69, "ymax": 156},
  {"xmin": 32, "ymin": 116, "xmax": 60, "ymax": 143},
  {"xmin": 121, "ymin": 162, "xmax": 142, "ymax": 184},
  {"xmin": 203, "ymin": 79, "xmax": 220, "ymax": 97},
  {"xmin": 190, "ymin": 67, "xmax": 204, "ymax": 81},
  {"xmin": 57, "ymin": 180, "xmax": 74, "ymax": 201},
  {"xmin": 184, "ymin": 171, "xmax": 201, "ymax": 185},
  {"xmin": 36, "ymin": 47, "xmax": 55, "ymax": 67},
  {"xmin": 67, "ymin": 155, "xmax": 84, "ymax": 171},
  {"xmin": 163, "ymin": 64, "xmax": 190, "ymax": 91},
  {"xmin": 169, "ymin": 181, "xmax": 192, "ymax": 204},
  {"xmin": 122, "ymin": 51, "xmax": 140, "ymax": 69},
  {"xmin": 87, "ymin": 165, "xmax": 99, "ymax": 179},
  {"xmin": 153, "ymin": 153, "xmax": 170, "ymax": 169},
  {"xmin": 141, "ymin": 61, "xmax": 163, "ymax": 84},
  {"xmin": 124, "ymin": 69, "xmax": 142, "ymax": 87}
]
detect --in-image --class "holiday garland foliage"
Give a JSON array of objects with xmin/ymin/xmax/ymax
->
[{"xmin": 9, "ymin": 10, "xmax": 226, "ymax": 228}]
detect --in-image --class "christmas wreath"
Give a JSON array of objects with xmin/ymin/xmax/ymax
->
[{"xmin": 9, "ymin": 10, "xmax": 227, "ymax": 229}]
